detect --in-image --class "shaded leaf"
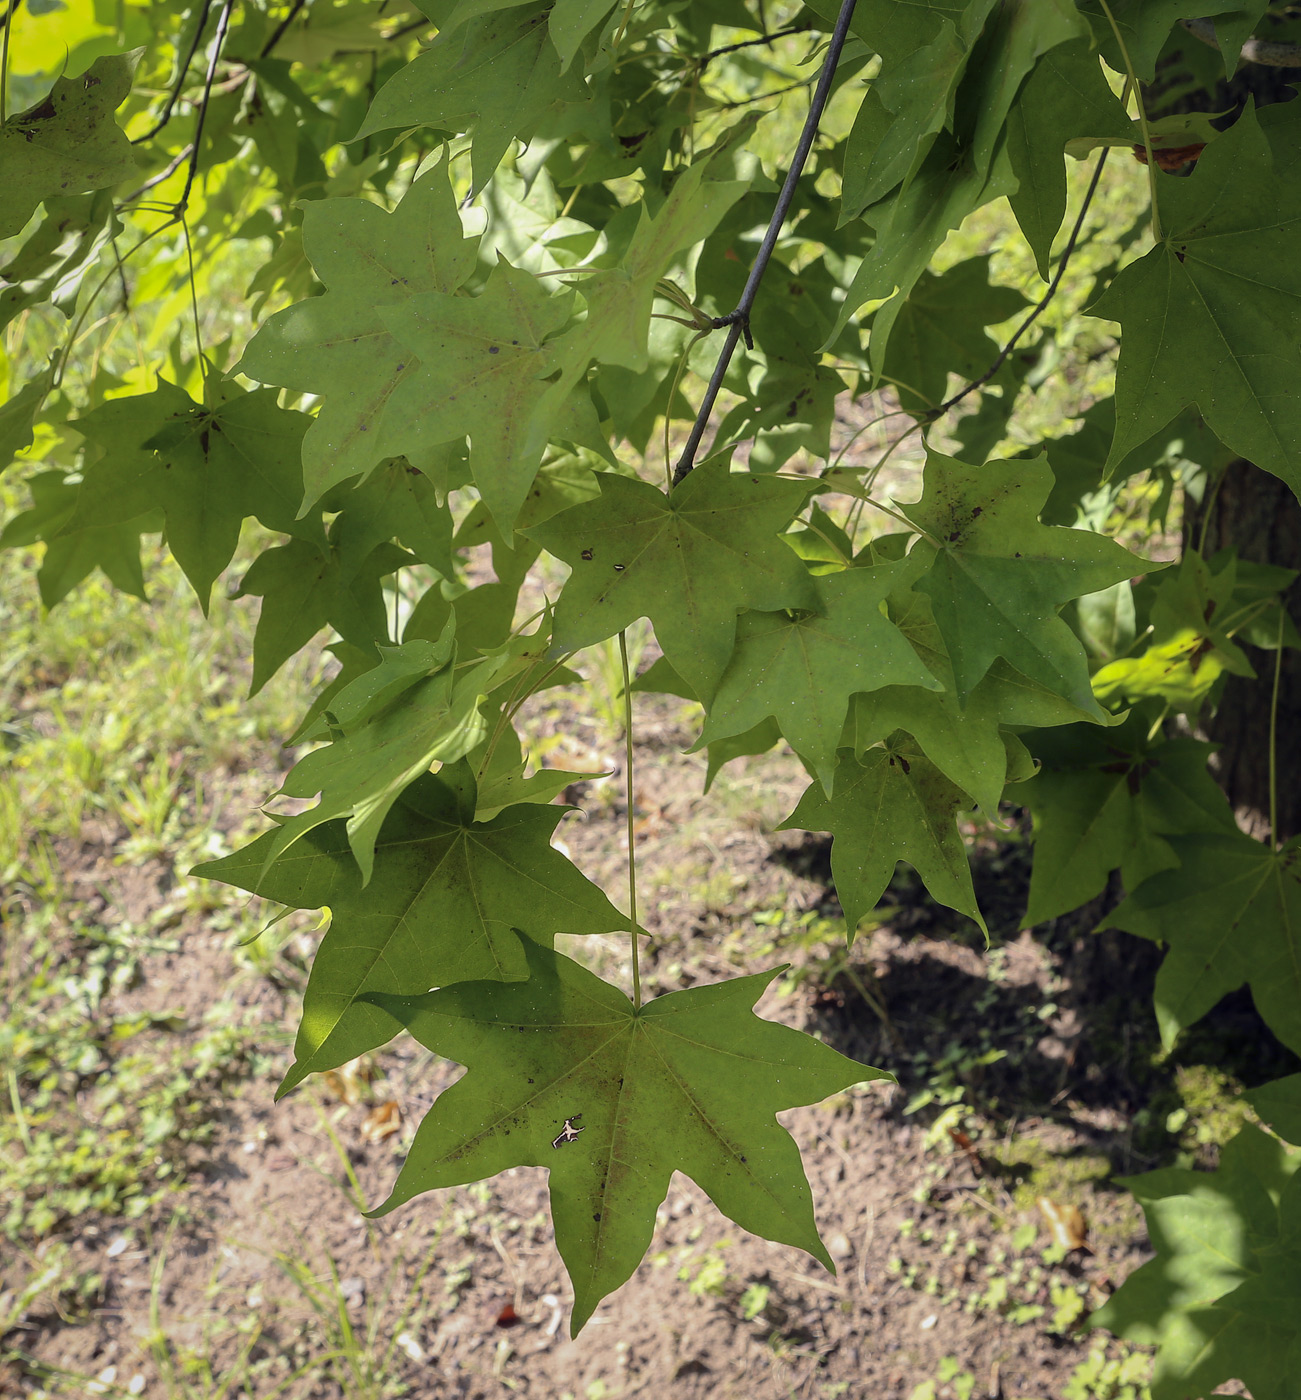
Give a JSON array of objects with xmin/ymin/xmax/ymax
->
[
  {"xmin": 1105, "ymin": 832, "xmax": 1301, "ymax": 1055},
  {"xmin": 1093, "ymin": 109, "xmax": 1301, "ymax": 500},
  {"xmin": 783, "ymin": 739, "xmax": 987, "ymax": 936},
  {"xmin": 1020, "ymin": 714, "xmax": 1237, "ymax": 927}
]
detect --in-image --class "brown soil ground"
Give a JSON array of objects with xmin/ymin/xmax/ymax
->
[{"xmin": 3, "ymin": 683, "xmax": 1294, "ymax": 1400}]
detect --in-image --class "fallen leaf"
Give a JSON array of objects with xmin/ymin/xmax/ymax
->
[
  {"xmin": 360, "ymin": 1100, "xmax": 402, "ymax": 1143},
  {"xmin": 322, "ymin": 1056, "xmax": 371, "ymax": 1105},
  {"xmin": 1037, "ymin": 1195, "xmax": 1088, "ymax": 1251}
]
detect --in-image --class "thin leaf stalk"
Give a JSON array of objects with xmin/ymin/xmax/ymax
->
[
  {"xmin": 931, "ymin": 147, "xmax": 1110, "ymax": 421},
  {"xmin": 0, "ymin": 0, "xmax": 13, "ymax": 128},
  {"xmin": 1270, "ymin": 607, "xmax": 1284, "ymax": 851},
  {"xmin": 1096, "ymin": 0, "xmax": 1161, "ymax": 241},
  {"xmin": 672, "ymin": 0, "xmax": 859, "ymax": 484},
  {"xmin": 619, "ymin": 629, "xmax": 642, "ymax": 1009}
]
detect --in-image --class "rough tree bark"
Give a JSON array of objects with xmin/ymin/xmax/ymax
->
[{"xmin": 1161, "ymin": 28, "xmax": 1301, "ymax": 841}]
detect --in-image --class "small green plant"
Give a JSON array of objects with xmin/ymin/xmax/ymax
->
[{"xmin": 1062, "ymin": 1346, "xmax": 1152, "ymax": 1400}]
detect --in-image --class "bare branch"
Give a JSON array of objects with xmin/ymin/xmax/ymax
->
[{"xmin": 1179, "ymin": 16, "xmax": 1301, "ymax": 68}]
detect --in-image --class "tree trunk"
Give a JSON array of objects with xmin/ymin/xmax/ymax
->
[
  {"xmin": 1160, "ymin": 34, "xmax": 1301, "ymax": 842},
  {"xmin": 1183, "ymin": 461, "xmax": 1301, "ymax": 843}
]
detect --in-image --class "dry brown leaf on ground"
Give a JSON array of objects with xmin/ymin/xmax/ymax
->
[
  {"xmin": 1036, "ymin": 1196, "xmax": 1088, "ymax": 1251},
  {"xmin": 360, "ymin": 1100, "xmax": 402, "ymax": 1143}
]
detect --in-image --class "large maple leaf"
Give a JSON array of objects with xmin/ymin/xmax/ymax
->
[
  {"xmin": 61, "ymin": 380, "xmax": 319, "ymax": 609},
  {"xmin": 784, "ymin": 739, "xmax": 987, "ymax": 935},
  {"xmin": 1020, "ymin": 714, "xmax": 1238, "ymax": 926},
  {"xmin": 1092, "ymin": 107, "xmax": 1301, "ymax": 498},
  {"xmin": 380, "ymin": 260, "xmax": 575, "ymax": 532},
  {"xmin": 366, "ymin": 940, "xmax": 889, "ymax": 1332},
  {"xmin": 527, "ymin": 462, "xmax": 817, "ymax": 701},
  {"xmin": 1104, "ymin": 832, "xmax": 1301, "ymax": 1056},
  {"xmin": 195, "ymin": 767, "xmax": 627, "ymax": 1097},
  {"xmin": 0, "ymin": 53, "xmax": 140, "ymax": 239},
  {"xmin": 904, "ymin": 451, "xmax": 1158, "ymax": 707},
  {"xmin": 236, "ymin": 165, "xmax": 478, "ymax": 506},
  {"xmin": 695, "ymin": 563, "xmax": 941, "ymax": 793},
  {"xmin": 355, "ymin": 5, "xmax": 587, "ymax": 193}
]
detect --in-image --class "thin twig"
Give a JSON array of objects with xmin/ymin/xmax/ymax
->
[
  {"xmin": 697, "ymin": 23, "xmax": 812, "ymax": 70},
  {"xmin": 118, "ymin": 144, "xmax": 193, "ymax": 206},
  {"xmin": 1269, "ymin": 608, "xmax": 1285, "ymax": 851},
  {"xmin": 619, "ymin": 631, "xmax": 642, "ymax": 1010},
  {"xmin": 671, "ymin": 0, "xmax": 859, "ymax": 486},
  {"xmin": 132, "ymin": 0, "xmax": 213, "ymax": 144},
  {"xmin": 1098, "ymin": 0, "xmax": 1160, "ymax": 239},
  {"xmin": 174, "ymin": 0, "xmax": 236, "ymax": 213},
  {"xmin": 929, "ymin": 148, "xmax": 1110, "ymax": 422},
  {"xmin": 260, "ymin": 0, "xmax": 309, "ymax": 59},
  {"xmin": 1180, "ymin": 15, "xmax": 1301, "ymax": 67},
  {"xmin": 0, "ymin": 0, "xmax": 16, "ymax": 128}
]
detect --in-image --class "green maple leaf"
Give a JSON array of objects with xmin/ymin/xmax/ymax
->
[
  {"xmin": 695, "ymin": 564, "xmax": 941, "ymax": 793},
  {"xmin": 876, "ymin": 256, "xmax": 1029, "ymax": 414},
  {"xmin": 783, "ymin": 739, "xmax": 987, "ymax": 936},
  {"xmin": 195, "ymin": 767, "xmax": 627, "ymax": 1097},
  {"xmin": 0, "ymin": 362, "xmax": 56, "ymax": 472},
  {"xmin": 1020, "ymin": 714, "xmax": 1238, "ymax": 926},
  {"xmin": 0, "ymin": 53, "xmax": 140, "ymax": 239},
  {"xmin": 1092, "ymin": 551, "xmax": 1257, "ymax": 714},
  {"xmin": 1104, "ymin": 832, "xmax": 1301, "ymax": 1055},
  {"xmin": 527, "ymin": 462, "xmax": 817, "ymax": 702},
  {"xmin": 258, "ymin": 627, "xmax": 557, "ymax": 881},
  {"xmin": 237, "ymin": 165, "xmax": 478, "ymax": 506},
  {"xmin": 366, "ymin": 940, "xmax": 888, "ymax": 1332},
  {"xmin": 1092, "ymin": 108, "xmax": 1301, "ymax": 497},
  {"xmin": 549, "ymin": 0, "xmax": 617, "ymax": 67},
  {"xmin": 0, "ymin": 470, "xmax": 160, "ymax": 606},
  {"xmin": 905, "ymin": 451, "xmax": 1158, "ymax": 707},
  {"xmin": 356, "ymin": 5, "xmax": 586, "ymax": 193},
  {"xmin": 1004, "ymin": 39, "xmax": 1134, "ymax": 274},
  {"xmin": 1078, "ymin": 1, "xmax": 1268, "ymax": 80},
  {"xmin": 840, "ymin": 13, "xmax": 981, "ymax": 220},
  {"xmin": 833, "ymin": 0, "xmax": 1082, "ymax": 356},
  {"xmin": 322, "ymin": 457, "xmax": 455, "ymax": 580},
  {"xmin": 560, "ymin": 156, "xmax": 749, "ymax": 374},
  {"xmin": 380, "ymin": 260, "xmax": 575, "ymax": 532},
  {"xmin": 235, "ymin": 535, "xmax": 409, "ymax": 694},
  {"xmin": 62, "ymin": 380, "xmax": 319, "ymax": 608},
  {"xmin": 836, "ymin": 0, "xmax": 988, "ymax": 66},
  {"xmin": 1093, "ymin": 1124, "xmax": 1301, "ymax": 1400},
  {"xmin": 1247, "ymin": 1076, "xmax": 1301, "ymax": 1147}
]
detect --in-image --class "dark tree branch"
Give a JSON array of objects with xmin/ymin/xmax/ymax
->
[
  {"xmin": 671, "ymin": 0, "xmax": 858, "ymax": 486},
  {"xmin": 174, "ymin": 0, "xmax": 236, "ymax": 213},
  {"xmin": 260, "ymin": 0, "xmax": 309, "ymax": 59},
  {"xmin": 928, "ymin": 148, "xmax": 1110, "ymax": 422},
  {"xmin": 119, "ymin": 144, "xmax": 193, "ymax": 206},
  {"xmin": 697, "ymin": 23, "xmax": 812, "ymax": 71},
  {"xmin": 132, "ymin": 0, "xmax": 213, "ymax": 144},
  {"xmin": 1180, "ymin": 16, "xmax": 1301, "ymax": 67}
]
